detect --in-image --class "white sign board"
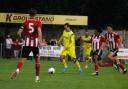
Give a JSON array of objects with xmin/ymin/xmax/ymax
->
[
  {"xmin": 29, "ymin": 46, "xmax": 63, "ymax": 57},
  {"xmin": 117, "ymin": 48, "xmax": 128, "ymax": 59}
]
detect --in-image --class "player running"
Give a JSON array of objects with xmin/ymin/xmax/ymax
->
[
  {"xmin": 81, "ymin": 31, "xmax": 92, "ymax": 69},
  {"xmin": 105, "ymin": 24, "xmax": 127, "ymax": 74},
  {"xmin": 91, "ymin": 28, "xmax": 112, "ymax": 76},
  {"xmin": 58, "ymin": 23, "xmax": 82, "ymax": 73},
  {"xmin": 10, "ymin": 8, "xmax": 42, "ymax": 82}
]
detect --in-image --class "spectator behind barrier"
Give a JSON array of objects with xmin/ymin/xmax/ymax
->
[
  {"xmin": 49, "ymin": 34, "xmax": 58, "ymax": 46},
  {"xmin": 5, "ymin": 35, "xmax": 13, "ymax": 59},
  {"xmin": 12, "ymin": 38, "xmax": 24, "ymax": 59}
]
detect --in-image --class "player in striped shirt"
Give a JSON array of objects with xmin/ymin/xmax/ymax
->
[
  {"xmin": 91, "ymin": 28, "xmax": 113, "ymax": 76},
  {"xmin": 11, "ymin": 8, "xmax": 43, "ymax": 82},
  {"xmin": 105, "ymin": 24, "xmax": 127, "ymax": 74}
]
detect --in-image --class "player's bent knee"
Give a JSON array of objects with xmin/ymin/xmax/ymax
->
[
  {"xmin": 60, "ymin": 55, "xmax": 65, "ymax": 62},
  {"xmin": 60, "ymin": 59, "xmax": 63, "ymax": 62},
  {"xmin": 60, "ymin": 55, "xmax": 65, "ymax": 59},
  {"xmin": 19, "ymin": 58, "xmax": 26, "ymax": 63},
  {"xmin": 107, "ymin": 54, "xmax": 112, "ymax": 59},
  {"xmin": 72, "ymin": 58, "xmax": 77, "ymax": 63},
  {"xmin": 107, "ymin": 55, "xmax": 114, "ymax": 60},
  {"xmin": 98, "ymin": 62, "xmax": 103, "ymax": 67}
]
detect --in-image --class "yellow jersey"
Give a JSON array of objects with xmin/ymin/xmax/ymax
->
[
  {"xmin": 82, "ymin": 36, "xmax": 91, "ymax": 48},
  {"xmin": 59, "ymin": 30, "xmax": 75, "ymax": 48}
]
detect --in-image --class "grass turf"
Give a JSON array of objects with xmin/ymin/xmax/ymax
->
[{"xmin": 0, "ymin": 58, "xmax": 128, "ymax": 89}]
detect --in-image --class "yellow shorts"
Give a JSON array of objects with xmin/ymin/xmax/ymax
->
[
  {"xmin": 83, "ymin": 47, "xmax": 92, "ymax": 57},
  {"xmin": 60, "ymin": 47, "xmax": 76, "ymax": 59}
]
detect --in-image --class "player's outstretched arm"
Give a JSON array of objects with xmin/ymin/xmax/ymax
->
[{"xmin": 58, "ymin": 35, "xmax": 63, "ymax": 46}]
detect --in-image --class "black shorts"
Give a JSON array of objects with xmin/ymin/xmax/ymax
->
[
  {"xmin": 21, "ymin": 46, "xmax": 39, "ymax": 58},
  {"xmin": 92, "ymin": 50, "xmax": 102, "ymax": 61},
  {"xmin": 110, "ymin": 48, "xmax": 118, "ymax": 57}
]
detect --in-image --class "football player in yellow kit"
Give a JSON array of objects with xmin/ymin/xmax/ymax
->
[
  {"xmin": 81, "ymin": 31, "xmax": 92, "ymax": 69},
  {"xmin": 58, "ymin": 23, "xmax": 82, "ymax": 73}
]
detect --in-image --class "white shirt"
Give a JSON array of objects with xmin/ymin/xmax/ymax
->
[{"xmin": 6, "ymin": 38, "xmax": 13, "ymax": 49}]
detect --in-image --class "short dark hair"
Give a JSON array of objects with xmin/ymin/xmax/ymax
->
[
  {"xmin": 96, "ymin": 27, "xmax": 102, "ymax": 33},
  {"xmin": 64, "ymin": 23, "xmax": 70, "ymax": 27},
  {"xmin": 28, "ymin": 8, "xmax": 37, "ymax": 17},
  {"xmin": 107, "ymin": 24, "xmax": 113, "ymax": 28}
]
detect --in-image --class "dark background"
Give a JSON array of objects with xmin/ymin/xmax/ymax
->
[{"xmin": 0, "ymin": 0, "xmax": 128, "ymax": 28}]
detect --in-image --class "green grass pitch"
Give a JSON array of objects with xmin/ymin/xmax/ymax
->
[{"xmin": 0, "ymin": 58, "xmax": 128, "ymax": 89}]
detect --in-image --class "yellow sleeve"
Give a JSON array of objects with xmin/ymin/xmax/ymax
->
[
  {"xmin": 68, "ymin": 34, "xmax": 75, "ymax": 48},
  {"xmin": 58, "ymin": 34, "xmax": 63, "ymax": 44}
]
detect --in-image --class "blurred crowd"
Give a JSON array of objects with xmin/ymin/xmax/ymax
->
[
  {"xmin": 0, "ymin": 33, "xmax": 59, "ymax": 59},
  {"xmin": 0, "ymin": 32, "xmax": 84, "ymax": 61}
]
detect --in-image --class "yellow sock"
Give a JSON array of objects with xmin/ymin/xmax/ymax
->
[
  {"xmin": 88, "ymin": 56, "xmax": 92, "ymax": 62},
  {"xmin": 61, "ymin": 60, "xmax": 68, "ymax": 68},
  {"xmin": 75, "ymin": 61, "xmax": 81, "ymax": 69},
  {"xmin": 85, "ymin": 59, "xmax": 89, "ymax": 66}
]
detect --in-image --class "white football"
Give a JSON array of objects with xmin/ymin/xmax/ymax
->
[{"xmin": 48, "ymin": 67, "xmax": 55, "ymax": 74}]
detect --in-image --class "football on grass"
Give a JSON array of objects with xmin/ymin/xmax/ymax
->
[{"xmin": 48, "ymin": 67, "xmax": 55, "ymax": 74}]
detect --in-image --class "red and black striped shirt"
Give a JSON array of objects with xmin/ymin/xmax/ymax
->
[
  {"xmin": 105, "ymin": 32, "xmax": 120, "ymax": 50},
  {"xmin": 21, "ymin": 18, "xmax": 42, "ymax": 47},
  {"xmin": 91, "ymin": 34, "xmax": 107, "ymax": 51}
]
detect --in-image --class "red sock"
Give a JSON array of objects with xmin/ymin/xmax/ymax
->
[
  {"xmin": 36, "ymin": 63, "xmax": 40, "ymax": 76},
  {"xmin": 119, "ymin": 64, "xmax": 125, "ymax": 70},
  {"xmin": 103, "ymin": 63, "xmax": 112, "ymax": 67},
  {"xmin": 17, "ymin": 61, "xmax": 23, "ymax": 70},
  {"xmin": 95, "ymin": 63, "xmax": 99, "ymax": 72}
]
